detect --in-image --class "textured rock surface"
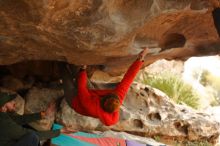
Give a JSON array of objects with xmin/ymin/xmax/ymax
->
[
  {"xmin": 1, "ymin": 74, "xmax": 219, "ymax": 144},
  {"xmin": 57, "ymin": 82, "xmax": 220, "ymax": 144},
  {"xmin": 1, "ymin": 0, "xmax": 220, "ymax": 144},
  {"xmin": 25, "ymin": 87, "xmax": 63, "ymax": 130},
  {"xmin": 143, "ymin": 59, "xmax": 184, "ymax": 75},
  {"xmin": 1, "ymin": 75, "xmax": 33, "ymax": 91},
  {"xmin": 0, "ymin": 0, "xmax": 220, "ymax": 75},
  {"xmin": 204, "ymin": 106, "xmax": 220, "ymax": 145}
]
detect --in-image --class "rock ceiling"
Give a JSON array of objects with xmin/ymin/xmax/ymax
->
[{"xmin": 0, "ymin": 0, "xmax": 220, "ymax": 75}]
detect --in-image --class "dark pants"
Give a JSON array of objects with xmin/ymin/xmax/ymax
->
[
  {"xmin": 213, "ymin": 8, "xmax": 220, "ymax": 37},
  {"xmin": 61, "ymin": 63, "xmax": 97, "ymax": 105},
  {"xmin": 61, "ymin": 64, "xmax": 78, "ymax": 106},
  {"xmin": 13, "ymin": 132, "xmax": 39, "ymax": 146}
]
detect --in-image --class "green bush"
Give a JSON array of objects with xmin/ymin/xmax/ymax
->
[
  {"xmin": 200, "ymin": 69, "xmax": 220, "ymax": 106},
  {"xmin": 184, "ymin": 141, "xmax": 212, "ymax": 146},
  {"xmin": 139, "ymin": 72, "xmax": 199, "ymax": 109},
  {"xmin": 174, "ymin": 140, "xmax": 212, "ymax": 146}
]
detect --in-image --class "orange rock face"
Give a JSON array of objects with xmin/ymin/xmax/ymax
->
[{"xmin": 0, "ymin": 0, "xmax": 219, "ymax": 75}]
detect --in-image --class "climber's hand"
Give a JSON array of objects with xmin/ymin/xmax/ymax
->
[
  {"xmin": 137, "ymin": 48, "xmax": 149, "ymax": 61},
  {"xmin": 81, "ymin": 65, "xmax": 87, "ymax": 70}
]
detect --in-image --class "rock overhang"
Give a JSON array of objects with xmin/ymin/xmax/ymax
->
[{"xmin": 0, "ymin": 0, "xmax": 220, "ymax": 75}]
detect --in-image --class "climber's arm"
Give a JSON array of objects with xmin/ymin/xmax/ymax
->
[{"xmin": 115, "ymin": 48, "xmax": 148, "ymax": 103}]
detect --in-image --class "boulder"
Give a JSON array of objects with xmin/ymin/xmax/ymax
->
[
  {"xmin": 57, "ymin": 82, "xmax": 220, "ymax": 144},
  {"xmin": 0, "ymin": 0, "xmax": 220, "ymax": 75},
  {"xmin": 25, "ymin": 87, "xmax": 63, "ymax": 130}
]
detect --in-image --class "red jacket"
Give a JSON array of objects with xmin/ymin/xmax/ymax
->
[{"xmin": 72, "ymin": 60, "xmax": 143, "ymax": 126}]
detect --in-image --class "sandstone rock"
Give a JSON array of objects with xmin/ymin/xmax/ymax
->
[
  {"xmin": 57, "ymin": 82, "xmax": 220, "ymax": 144},
  {"xmin": 143, "ymin": 59, "xmax": 184, "ymax": 75},
  {"xmin": 25, "ymin": 87, "xmax": 63, "ymax": 131},
  {"xmin": 56, "ymin": 99, "xmax": 101, "ymax": 131},
  {"xmin": 1, "ymin": 0, "xmax": 220, "ymax": 144},
  {"xmin": 0, "ymin": 0, "xmax": 219, "ymax": 75},
  {"xmin": 204, "ymin": 106, "xmax": 220, "ymax": 123},
  {"xmin": 1, "ymin": 75, "xmax": 33, "ymax": 92},
  {"xmin": 91, "ymin": 70, "xmax": 122, "ymax": 83},
  {"xmin": 14, "ymin": 94, "xmax": 25, "ymax": 115}
]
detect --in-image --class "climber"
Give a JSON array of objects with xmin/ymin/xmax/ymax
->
[
  {"xmin": 62, "ymin": 48, "xmax": 149, "ymax": 126},
  {"xmin": 0, "ymin": 92, "xmax": 74, "ymax": 146}
]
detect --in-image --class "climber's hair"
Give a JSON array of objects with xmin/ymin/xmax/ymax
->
[{"xmin": 100, "ymin": 93, "xmax": 120, "ymax": 113}]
